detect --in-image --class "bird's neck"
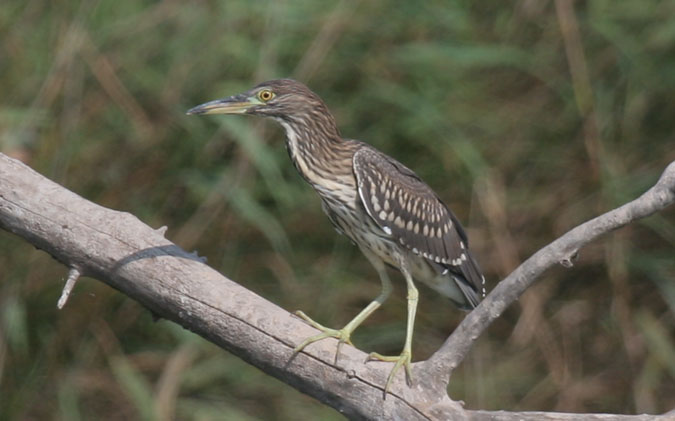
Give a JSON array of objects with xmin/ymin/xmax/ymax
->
[{"xmin": 275, "ymin": 116, "xmax": 356, "ymax": 194}]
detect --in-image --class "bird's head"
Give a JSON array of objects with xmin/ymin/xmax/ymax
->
[{"xmin": 186, "ymin": 79, "xmax": 328, "ymax": 122}]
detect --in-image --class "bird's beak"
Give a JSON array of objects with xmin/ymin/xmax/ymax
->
[{"xmin": 186, "ymin": 94, "xmax": 255, "ymax": 115}]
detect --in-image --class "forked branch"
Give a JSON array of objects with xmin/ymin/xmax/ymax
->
[
  {"xmin": 422, "ymin": 160, "xmax": 675, "ymax": 386},
  {"xmin": 1, "ymin": 153, "xmax": 673, "ymax": 420}
]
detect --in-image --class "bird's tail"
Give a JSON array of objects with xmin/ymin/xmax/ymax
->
[{"xmin": 451, "ymin": 251, "xmax": 485, "ymax": 310}]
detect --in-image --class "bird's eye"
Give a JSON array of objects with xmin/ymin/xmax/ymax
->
[{"xmin": 258, "ymin": 89, "xmax": 275, "ymax": 102}]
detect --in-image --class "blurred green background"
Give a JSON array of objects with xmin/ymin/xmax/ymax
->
[{"xmin": 2, "ymin": 1, "xmax": 674, "ymax": 419}]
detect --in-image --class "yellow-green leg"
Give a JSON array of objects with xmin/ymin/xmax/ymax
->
[
  {"xmin": 294, "ymin": 254, "xmax": 392, "ymax": 363},
  {"xmin": 367, "ymin": 263, "xmax": 418, "ymax": 398}
]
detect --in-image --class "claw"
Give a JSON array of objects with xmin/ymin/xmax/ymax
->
[
  {"xmin": 366, "ymin": 350, "xmax": 413, "ymax": 398},
  {"xmin": 293, "ymin": 310, "xmax": 354, "ymax": 364}
]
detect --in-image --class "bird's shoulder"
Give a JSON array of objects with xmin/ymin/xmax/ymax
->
[{"xmin": 351, "ymin": 144, "xmax": 434, "ymax": 194}]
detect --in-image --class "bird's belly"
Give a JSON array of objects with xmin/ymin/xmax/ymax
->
[
  {"xmin": 350, "ymin": 224, "xmax": 399, "ymax": 266},
  {"xmin": 320, "ymin": 197, "xmax": 466, "ymax": 305},
  {"xmin": 406, "ymin": 254, "xmax": 467, "ymax": 305},
  {"xmin": 352, "ymin": 227, "xmax": 467, "ymax": 305},
  {"xmin": 320, "ymin": 196, "xmax": 396, "ymax": 261}
]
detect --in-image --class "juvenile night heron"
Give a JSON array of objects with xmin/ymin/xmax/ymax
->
[{"xmin": 187, "ymin": 79, "xmax": 485, "ymax": 396}]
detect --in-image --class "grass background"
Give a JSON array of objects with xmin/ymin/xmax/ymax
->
[{"xmin": 1, "ymin": 0, "xmax": 675, "ymax": 419}]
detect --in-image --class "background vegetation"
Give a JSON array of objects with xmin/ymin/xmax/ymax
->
[{"xmin": 1, "ymin": 1, "xmax": 674, "ymax": 419}]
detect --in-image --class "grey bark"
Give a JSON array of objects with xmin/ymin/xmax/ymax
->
[{"xmin": 1, "ymin": 153, "xmax": 673, "ymax": 420}]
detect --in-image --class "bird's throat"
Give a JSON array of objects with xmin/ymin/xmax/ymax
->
[{"xmin": 275, "ymin": 117, "xmax": 356, "ymax": 200}]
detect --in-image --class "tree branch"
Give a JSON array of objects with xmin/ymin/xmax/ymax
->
[
  {"xmin": 422, "ymin": 160, "xmax": 675, "ymax": 386},
  {"xmin": 0, "ymin": 153, "xmax": 461, "ymax": 419},
  {"xmin": 1, "ymin": 152, "xmax": 672, "ymax": 420}
]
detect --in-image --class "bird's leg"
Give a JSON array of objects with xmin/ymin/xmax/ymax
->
[
  {"xmin": 294, "ymin": 255, "xmax": 392, "ymax": 364},
  {"xmin": 367, "ymin": 263, "xmax": 418, "ymax": 398}
]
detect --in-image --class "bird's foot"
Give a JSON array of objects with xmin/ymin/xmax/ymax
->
[
  {"xmin": 366, "ymin": 350, "xmax": 412, "ymax": 398},
  {"xmin": 293, "ymin": 310, "xmax": 354, "ymax": 363}
]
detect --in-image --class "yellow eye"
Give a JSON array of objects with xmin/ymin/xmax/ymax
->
[{"xmin": 258, "ymin": 89, "xmax": 275, "ymax": 102}]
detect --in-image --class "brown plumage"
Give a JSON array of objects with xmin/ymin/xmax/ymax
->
[{"xmin": 187, "ymin": 78, "xmax": 485, "ymax": 397}]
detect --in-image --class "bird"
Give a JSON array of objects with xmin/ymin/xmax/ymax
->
[{"xmin": 187, "ymin": 79, "xmax": 485, "ymax": 397}]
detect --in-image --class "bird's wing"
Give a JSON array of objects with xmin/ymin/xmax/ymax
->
[{"xmin": 353, "ymin": 146, "xmax": 483, "ymax": 307}]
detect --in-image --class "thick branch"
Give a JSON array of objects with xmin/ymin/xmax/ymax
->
[
  {"xmin": 0, "ymin": 153, "xmax": 462, "ymax": 420},
  {"xmin": 1, "ymin": 152, "xmax": 672, "ymax": 420},
  {"xmin": 423, "ymin": 160, "xmax": 675, "ymax": 385}
]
